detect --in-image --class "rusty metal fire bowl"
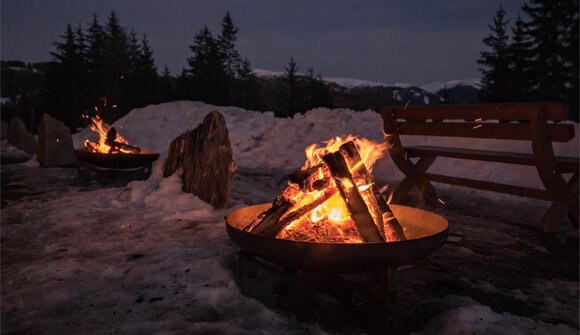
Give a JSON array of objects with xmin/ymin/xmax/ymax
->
[
  {"xmin": 74, "ymin": 149, "xmax": 160, "ymax": 169},
  {"xmin": 226, "ymin": 203, "xmax": 448, "ymax": 273}
]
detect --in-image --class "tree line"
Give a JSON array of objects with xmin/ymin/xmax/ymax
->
[
  {"xmin": 1, "ymin": 12, "xmax": 333, "ymax": 131},
  {"xmin": 478, "ymin": 0, "xmax": 579, "ymax": 120}
]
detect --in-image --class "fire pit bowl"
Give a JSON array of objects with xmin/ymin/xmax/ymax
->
[
  {"xmin": 226, "ymin": 203, "xmax": 448, "ymax": 273},
  {"xmin": 74, "ymin": 149, "xmax": 160, "ymax": 169}
]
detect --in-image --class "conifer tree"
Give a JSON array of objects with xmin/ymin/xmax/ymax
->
[
  {"xmin": 507, "ymin": 15, "xmax": 534, "ymax": 102},
  {"xmin": 218, "ymin": 12, "xmax": 241, "ymax": 79},
  {"xmin": 86, "ymin": 14, "xmax": 106, "ymax": 101},
  {"xmin": 477, "ymin": 5, "xmax": 511, "ymax": 102},
  {"xmin": 103, "ymin": 11, "xmax": 130, "ymax": 119},
  {"xmin": 302, "ymin": 68, "xmax": 332, "ymax": 111},
  {"xmin": 275, "ymin": 56, "xmax": 302, "ymax": 117},
  {"xmin": 234, "ymin": 57, "xmax": 263, "ymax": 110},
  {"xmin": 187, "ymin": 26, "xmax": 228, "ymax": 105}
]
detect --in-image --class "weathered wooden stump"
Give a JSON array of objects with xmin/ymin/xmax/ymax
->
[{"xmin": 164, "ymin": 111, "xmax": 236, "ymax": 209}]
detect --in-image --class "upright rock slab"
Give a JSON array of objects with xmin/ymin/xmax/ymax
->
[
  {"xmin": 164, "ymin": 111, "xmax": 236, "ymax": 209},
  {"xmin": 8, "ymin": 117, "xmax": 36, "ymax": 154},
  {"xmin": 37, "ymin": 113, "xmax": 76, "ymax": 167}
]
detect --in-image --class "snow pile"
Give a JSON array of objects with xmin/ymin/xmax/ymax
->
[
  {"xmin": 416, "ymin": 304, "xmax": 576, "ymax": 335},
  {"xmin": 73, "ymin": 100, "xmax": 579, "ymax": 195}
]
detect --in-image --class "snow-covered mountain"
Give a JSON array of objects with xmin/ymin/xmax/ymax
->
[{"xmin": 253, "ymin": 69, "xmax": 481, "ymax": 105}]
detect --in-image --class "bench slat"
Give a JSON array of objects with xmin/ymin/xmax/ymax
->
[
  {"xmin": 425, "ymin": 173, "xmax": 554, "ymax": 201},
  {"xmin": 406, "ymin": 146, "xmax": 579, "ymax": 173},
  {"xmin": 383, "ymin": 103, "xmax": 570, "ymax": 121},
  {"xmin": 395, "ymin": 122, "xmax": 575, "ymax": 142}
]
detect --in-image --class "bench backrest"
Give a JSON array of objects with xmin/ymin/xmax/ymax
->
[{"xmin": 380, "ymin": 103, "xmax": 575, "ymax": 142}]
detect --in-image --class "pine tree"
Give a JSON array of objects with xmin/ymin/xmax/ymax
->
[
  {"xmin": 218, "ymin": 12, "xmax": 241, "ymax": 79},
  {"xmin": 138, "ymin": 34, "xmax": 159, "ymax": 104},
  {"xmin": 520, "ymin": 0, "xmax": 579, "ymax": 120},
  {"xmin": 47, "ymin": 23, "xmax": 88, "ymax": 126},
  {"xmin": 275, "ymin": 56, "xmax": 302, "ymax": 117},
  {"xmin": 507, "ymin": 14, "xmax": 534, "ymax": 102},
  {"xmin": 187, "ymin": 26, "xmax": 228, "ymax": 105},
  {"xmin": 102, "ymin": 11, "xmax": 130, "ymax": 120},
  {"xmin": 234, "ymin": 57, "xmax": 263, "ymax": 110},
  {"xmin": 158, "ymin": 65, "xmax": 174, "ymax": 102},
  {"xmin": 302, "ymin": 68, "xmax": 332, "ymax": 111},
  {"xmin": 86, "ymin": 14, "xmax": 106, "ymax": 102},
  {"xmin": 477, "ymin": 5, "xmax": 511, "ymax": 102}
]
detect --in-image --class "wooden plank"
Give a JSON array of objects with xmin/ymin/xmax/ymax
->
[
  {"xmin": 395, "ymin": 122, "xmax": 574, "ymax": 142},
  {"xmin": 425, "ymin": 173, "xmax": 554, "ymax": 201},
  {"xmin": 406, "ymin": 146, "xmax": 579, "ymax": 172},
  {"xmin": 382, "ymin": 103, "xmax": 570, "ymax": 121},
  {"xmin": 323, "ymin": 152, "xmax": 384, "ymax": 243}
]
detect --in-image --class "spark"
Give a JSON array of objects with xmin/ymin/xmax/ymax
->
[
  {"xmin": 475, "ymin": 118, "xmax": 483, "ymax": 122},
  {"xmin": 472, "ymin": 124, "xmax": 483, "ymax": 129},
  {"xmin": 438, "ymin": 198, "xmax": 446, "ymax": 205},
  {"xmin": 404, "ymin": 101, "xmax": 410, "ymax": 110}
]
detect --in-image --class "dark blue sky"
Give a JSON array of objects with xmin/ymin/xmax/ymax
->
[{"xmin": 1, "ymin": 0, "xmax": 527, "ymax": 84}]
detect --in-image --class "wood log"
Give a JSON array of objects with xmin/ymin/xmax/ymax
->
[
  {"xmin": 322, "ymin": 151, "xmax": 384, "ymax": 243},
  {"xmin": 163, "ymin": 111, "xmax": 236, "ymax": 209},
  {"xmin": 255, "ymin": 189, "xmax": 337, "ymax": 237},
  {"xmin": 288, "ymin": 163, "xmax": 331, "ymax": 192},
  {"xmin": 339, "ymin": 141, "xmax": 406, "ymax": 241},
  {"xmin": 105, "ymin": 127, "xmax": 141, "ymax": 153},
  {"xmin": 246, "ymin": 165, "xmax": 336, "ymax": 237}
]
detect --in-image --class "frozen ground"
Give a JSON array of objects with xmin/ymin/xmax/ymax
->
[{"xmin": 2, "ymin": 102, "xmax": 578, "ymax": 334}]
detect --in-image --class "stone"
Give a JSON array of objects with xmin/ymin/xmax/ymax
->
[
  {"xmin": 8, "ymin": 117, "xmax": 36, "ymax": 154},
  {"xmin": 1, "ymin": 119, "xmax": 8, "ymax": 140},
  {"xmin": 36, "ymin": 113, "xmax": 76, "ymax": 167},
  {"xmin": 164, "ymin": 111, "xmax": 236, "ymax": 209}
]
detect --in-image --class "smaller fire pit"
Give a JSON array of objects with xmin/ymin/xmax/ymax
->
[
  {"xmin": 75, "ymin": 110, "xmax": 159, "ymax": 181},
  {"xmin": 74, "ymin": 149, "xmax": 160, "ymax": 170}
]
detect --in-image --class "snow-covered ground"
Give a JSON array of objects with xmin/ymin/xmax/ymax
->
[{"xmin": 2, "ymin": 101, "xmax": 578, "ymax": 334}]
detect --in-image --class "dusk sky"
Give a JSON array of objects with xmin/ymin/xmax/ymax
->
[{"xmin": 2, "ymin": 0, "xmax": 527, "ymax": 84}]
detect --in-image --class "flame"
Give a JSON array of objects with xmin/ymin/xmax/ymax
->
[
  {"xmin": 303, "ymin": 135, "xmax": 388, "ymax": 173},
  {"xmin": 83, "ymin": 107, "xmax": 132, "ymax": 154},
  {"xmin": 279, "ymin": 135, "xmax": 388, "ymax": 243}
]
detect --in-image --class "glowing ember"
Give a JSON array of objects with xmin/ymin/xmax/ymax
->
[{"xmin": 246, "ymin": 135, "xmax": 405, "ymax": 244}]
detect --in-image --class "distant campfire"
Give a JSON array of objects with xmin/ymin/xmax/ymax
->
[
  {"xmin": 83, "ymin": 110, "xmax": 141, "ymax": 154},
  {"xmin": 244, "ymin": 136, "xmax": 406, "ymax": 243},
  {"xmin": 75, "ymin": 105, "xmax": 159, "ymax": 174}
]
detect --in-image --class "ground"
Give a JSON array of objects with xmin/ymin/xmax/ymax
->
[{"xmin": 1, "ymin": 161, "xmax": 578, "ymax": 335}]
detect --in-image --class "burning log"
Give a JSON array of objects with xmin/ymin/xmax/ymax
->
[
  {"xmin": 322, "ymin": 151, "xmax": 384, "ymax": 243},
  {"xmin": 245, "ymin": 165, "xmax": 336, "ymax": 237},
  {"xmin": 288, "ymin": 163, "xmax": 331, "ymax": 192},
  {"xmin": 105, "ymin": 127, "xmax": 141, "ymax": 154},
  {"xmin": 339, "ymin": 142, "xmax": 406, "ymax": 241}
]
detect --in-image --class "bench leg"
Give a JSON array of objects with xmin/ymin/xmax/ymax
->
[{"xmin": 392, "ymin": 156, "xmax": 437, "ymax": 204}]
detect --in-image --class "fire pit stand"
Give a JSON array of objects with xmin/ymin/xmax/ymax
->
[{"xmin": 236, "ymin": 250, "xmax": 391, "ymax": 313}]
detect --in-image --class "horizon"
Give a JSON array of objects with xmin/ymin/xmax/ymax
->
[{"xmin": 1, "ymin": 0, "xmax": 527, "ymax": 84}]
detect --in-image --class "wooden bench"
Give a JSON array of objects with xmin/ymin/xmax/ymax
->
[{"xmin": 380, "ymin": 103, "xmax": 579, "ymax": 232}]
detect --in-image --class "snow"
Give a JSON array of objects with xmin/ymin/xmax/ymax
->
[
  {"xmin": 73, "ymin": 100, "xmax": 578, "ymax": 193},
  {"xmin": 322, "ymin": 76, "xmax": 388, "ymax": 88},
  {"xmin": 4, "ymin": 100, "xmax": 579, "ymax": 334},
  {"xmin": 416, "ymin": 304, "xmax": 576, "ymax": 335},
  {"xmin": 420, "ymin": 79, "xmax": 481, "ymax": 94},
  {"xmin": 1, "ymin": 96, "xmax": 11, "ymax": 104}
]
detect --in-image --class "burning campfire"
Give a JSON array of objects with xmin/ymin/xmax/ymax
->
[
  {"xmin": 244, "ymin": 136, "xmax": 406, "ymax": 243},
  {"xmin": 82, "ymin": 108, "xmax": 141, "ymax": 154}
]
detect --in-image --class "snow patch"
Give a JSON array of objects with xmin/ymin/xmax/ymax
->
[{"xmin": 416, "ymin": 304, "xmax": 576, "ymax": 335}]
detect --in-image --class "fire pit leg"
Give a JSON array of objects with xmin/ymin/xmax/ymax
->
[{"xmin": 326, "ymin": 268, "xmax": 390, "ymax": 314}]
